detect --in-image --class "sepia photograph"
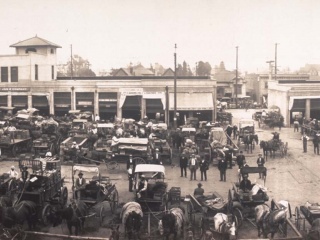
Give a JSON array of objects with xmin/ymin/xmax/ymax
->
[{"xmin": 0, "ymin": 0, "xmax": 319, "ymax": 239}]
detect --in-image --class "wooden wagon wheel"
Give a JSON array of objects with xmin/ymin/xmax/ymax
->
[
  {"xmin": 109, "ymin": 188, "xmax": 119, "ymax": 214},
  {"xmin": 42, "ymin": 203, "xmax": 53, "ymax": 226},
  {"xmin": 233, "ymin": 207, "xmax": 243, "ymax": 228},
  {"xmin": 60, "ymin": 186, "xmax": 68, "ymax": 206},
  {"xmin": 295, "ymin": 207, "xmax": 301, "ymax": 230},
  {"xmin": 12, "ymin": 144, "xmax": 20, "ymax": 157},
  {"xmin": 133, "ymin": 157, "xmax": 145, "ymax": 165}
]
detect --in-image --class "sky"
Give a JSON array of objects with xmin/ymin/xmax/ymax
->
[{"xmin": 1, "ymin": 0, "xmax": 320, "ymax": 74}]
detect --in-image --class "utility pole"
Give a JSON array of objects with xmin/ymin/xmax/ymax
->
[
  {"xmin": 235, "ymin": 46, "xmax": 238, "ymax": 108},
  {"xmin": 174, "ymin": 44, "xmax": 177, "ymax": 129},
  {"xmin": 275, "ymin": 43, "xmax": 278, "ymax": 81},
  {"xmin": 70, "ymin": 44, "xmax": 73, "ymax": 79}
]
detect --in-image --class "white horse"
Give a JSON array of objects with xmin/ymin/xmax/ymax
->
[
  {"xmin": 158, "ymin": 207, "xmax": 185, "ymax": 239},
  {"xmin": 212, "ymin": 213, "xmax": 236, "ymax": 240}
]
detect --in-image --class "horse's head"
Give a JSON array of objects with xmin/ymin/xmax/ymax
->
[
  {"xmin": 259, "ymin": 140, "xmax": 265, "ymax": 148},
  {"xmin": 224, "ymin": 221, "xmax": 236, "ymax": 240},
  {"xmin": 126, "ymin": 211, "xmax": 142, "ymax": 237},
  {"xmin": 254, "ymin": 134, "xmax": 259, "ymax": 144},
  {"xmin": 159, "ymin": 212, "xmax": 175, "ymax": 236},
  {"xmin": 50, "ymin": 206, "xmax": 73, "ymax": 227}
]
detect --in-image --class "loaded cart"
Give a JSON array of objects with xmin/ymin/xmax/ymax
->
[
  {"xmin": 17, "ymin": 157, "xmax": 68, "ymax": 225},
  {"xmin": 0, "ymin": 129, "xmax": 32, "ymax": 156}
]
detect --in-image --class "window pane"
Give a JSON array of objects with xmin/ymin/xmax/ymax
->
[
  {"xmin": 1, "ymin": 67, "xmax": 8, "ymax": 82},
  {"xmin": 11, "ymin": 67, "xmax": 18, "ymax": 82}
]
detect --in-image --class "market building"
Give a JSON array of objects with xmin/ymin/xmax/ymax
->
[
  {"xmin": 268, "ymin": 79, "xmax": 320, "ymax": 126},
  {"xmin": 0, "ymin": 36, "xmax": 216, "ymax": 125}
]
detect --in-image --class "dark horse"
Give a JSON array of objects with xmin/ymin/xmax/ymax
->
[
  {"xmin": 255, "ymin": 204, "xmax": 287, "ymax": 238},
  {"xmin": 50, "ymin": 199, "xmax": 88, "ymax": 236},
  {"xmin": 158, "ymin": 207, "xmax": 185, "ymax": 240},
  {"xmin": 120, "ymin": 202, "xmax": 143, "ymax": 240},
  {"xmin": 260, "ymin": 140, "xmax": 276, "ymax": 160},
  {"xmin": 243, "ymin": 133, "xmax": 259, "ymax": 153},
  {"xmin": 0, "ymin": 200, "xmax": 37, "ymax": 230}
]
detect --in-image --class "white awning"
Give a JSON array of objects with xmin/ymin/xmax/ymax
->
[{"xmin": 169, "ymin": 92, "xmax": 214, "ymax": 110}]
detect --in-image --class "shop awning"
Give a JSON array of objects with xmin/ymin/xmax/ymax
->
[{"xmin": 169, "ymin": 92, "xmax": 214, "ymax": 110}]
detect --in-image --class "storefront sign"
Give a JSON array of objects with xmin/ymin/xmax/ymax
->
[
  {"xmin": 0, "ymin": 87, "xmax": 30, "ymax": 92},
  {"xmin": 78, "ymin": 101, "xmax": 92, "ymax": 105},
  {"xmin": 99, "ymin": 99, "xmax": 117, "ymax": 102},
  {"xmin": 120, "ymin": 88, "xmax": 143, "ymax": 96}
]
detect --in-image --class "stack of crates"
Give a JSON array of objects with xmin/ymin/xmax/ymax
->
[{"xmin": 169, "ymin": 187, "xmax": 181, "ymax": 205}]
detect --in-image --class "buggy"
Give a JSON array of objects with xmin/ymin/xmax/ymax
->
[
  {"xmin": 72, "ymin": 164, "xmax": 119, "ymax": 223},
  {"xmin": 149, "ymin": 123, "xmax": 172, "ymax": 164},
  {"xmin": 229, "ymin": 167, "xmax": 269, "ymax": 221},
  {"xmin": 133, "ymin": 164, "xmax": 168, "ymax": 212},
  {"xmin": 16, "ymin": 157, "xmax": 68, "ymax": 225},
  {"xmin": 237, "ymin": 119, "xmax": 255, "ymax": 144}
]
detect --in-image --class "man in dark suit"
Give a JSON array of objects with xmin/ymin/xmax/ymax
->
[
  {"xmin": 188, "ymin": 154, "xmax": 199, "ymax": 181},
  {"xmin": 75, "ymin": 172, "xmax": 87, "ymax": 199},
  {"xmin": 236, "ymin": 151, "xmax": 246, "ymax": 169},
  {"xmin": 179, "ymin": 151, "xmax": 188, "ymax": 177},
  {"xmin": 218, "ymin": 158, "xmax": 227, "ymax": 182},
  {"xmin": 257, "ymin": 153, "xmax": 265, "ymax": 179}
]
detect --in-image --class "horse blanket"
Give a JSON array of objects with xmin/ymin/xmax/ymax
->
[{"xmin": 120, "ymin": 202, "xmax": 143, "ymax": 225}]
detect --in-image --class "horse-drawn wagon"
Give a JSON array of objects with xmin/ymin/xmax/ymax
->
[
  {"xmin": 133, "ymin": 164, "xmax": 168, "ymax": 212},
  {"xmin": 16, "ymin": 157, "xmax": 68, "ymax": 225},
  {"xmin": 0, "ymin": 129, "xmax": 32, "ymax": 156},
  {"xmin": 107, "ymin": 137, "xmax": 152, "ymax": 166},
  {"xmin": 72, "ymin": 164, "xmax": 119, "ymax": 223},
  {"xmin": 185, "ymin": 192, "xmax": 240, "ymax": 239},
  {"xmin": 149, "ymin": 123, "xmax": 172, "ymax": 164},
  {"xmin": 295, "ymin": 201, "xmax": 320, "ymax": 239},
  {"xmin": 260, "ymin": 132, "xmax": 288, "ymax": 159},
  {"xmin": 60, "ymin": 133, "xmax": 89, "ymax": 162},
  {"xmin": 229, "ymin": 167, "xmax": 269, "ymax": 223}
]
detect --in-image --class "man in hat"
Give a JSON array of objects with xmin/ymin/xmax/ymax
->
[
  {"xmin": 188, "ymin": 153, "xmax": 199, "ymax": 181},
  {"xmin": 257, "ymin": 153, "xmax": 265, "ymax": 179},
  {"xmin": 301, "ymin": 133, "xmax": 309, "ymax": 153},
  {"xmin": 218, "ymin": 158, "xmax": 227, "ymax": 182},
  {"xmin": 137, "ymin": 174, "xmax": 148, "ymax": 198},
  {"xmin": 7, "ymin": 165, "xmax": 19, "ymax": 179},
  {"xmin": 75, "ymin": 172, "xmax": 86, "ymax": 199},
  {"xmin": 225, "ymin": 147, "xmax": 233, "ymax": 169},
  {"xmin": 126, "ymin": 154, "xmax": 136, "ymax": 173},
  {"xmin": 236, "ymin": 151, "xmax": 246, "ymax": 169},
  {"xmin": 127, "ymin": 168, "xmax": 134, "ymax": 192},
  {"xmin": 179, "ymin": 150, "xmax": 188, "ymax": 177},
  {"xmin": 194, "ymin": 182, "xmax": 204, "ymax": 197},
  {"xmin": 239, "ymin": 174, "xmax": 252, "ymax": 193},
  {"xmin": 313, "ymin": 133, "xmax": 320, "ymax": 155}
]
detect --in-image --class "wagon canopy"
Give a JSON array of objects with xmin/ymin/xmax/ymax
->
[
  {"xmin": 209, "ymin": 127, "xmax": 227, "ymax": 146},
  {"xmin": 97, "ymin": 123, "xmax": 114, "ymax": 128},
  {"xmin": 135, "ymin": 164, "xmax": 165, "ymax": 175},
  {"xmin": 239, "ymin": 119, "xmax": 255, "ymax": 128},
  {"xmin": 73, "ymin": 164, "xmax": 100, "ymax": 175},
  {"xmin": 240, "ymin": 166, "xmax": 267, "ymax": 185},
  {"xmin": 181, "ymin": 127, "xmax": 196, "ymax": 132}
]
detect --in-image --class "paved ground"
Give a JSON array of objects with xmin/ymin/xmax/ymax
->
[{"xmin": 1, "ymin": 108, "xmax": 319, "ymax": 239}]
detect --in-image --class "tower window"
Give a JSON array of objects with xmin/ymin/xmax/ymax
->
[{"xmin": 25, "ymin": 48, "xmax": 37, "ymax": 53}]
